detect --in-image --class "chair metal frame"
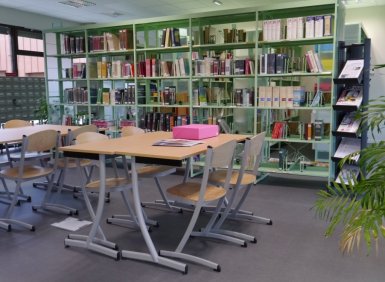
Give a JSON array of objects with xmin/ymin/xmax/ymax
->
[
  {"xmin": 0, "ymin": 130, "xmax": 70, "ymax": 231},
  {"xmin": 159, "ymin": 140, "xmax": 236, "ymax": 271},
  {"xmin": 197, "ymin": 132, "xmax": 271, "ymax": 244}
]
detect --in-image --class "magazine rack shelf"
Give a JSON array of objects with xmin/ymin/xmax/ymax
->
[
  {"xmin": 331, "ymin": 38, "xmax": 371, "ymax": 183},
  {"xmin": 44, "ymin": 1, "xmax": 343, "ymax": 180}
]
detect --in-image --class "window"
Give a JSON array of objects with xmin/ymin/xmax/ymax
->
[
  {"xmin": 0, "ymin": 26, "xmax": 13, "ymax": 75},
  {"xmin": 0, "ymin": 24, "xmax": 44, "ymax": 77}
]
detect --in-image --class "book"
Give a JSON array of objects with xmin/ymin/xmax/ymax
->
[
  {"xmin": 335, "ymin": 86, "xmax": 363, "ymax": 107},
  {"xmin": 153, "ymin": 139, "xmax": 203, "ymax": 147},
  {"xmin": 305, "ymin": 16, "xmax": 315, "ymax": 38},
  {"xmin": 335, "ymin": 164, "xmax": 360, "ymax": 184},
  {"xmin": 338, "ymin": 59, "xmax": 364, "ymax": 81},
  {"xmin": 314, "ymin": 120, "xmax": 324, "ymax": 141},
  {"xmin": 323, "ymin": 15, "xmax": 333, "ymax": 36},
  {"xmin": 310, "ymin": 90, "xmax": 322, "ymax": 106},
  {"xmin": 337, "ymin": 112, "xmax": 360, "ymax": 133},
  {"xmin": 333, "ymin": 137, "xmax": 360, "ymax": 161}
]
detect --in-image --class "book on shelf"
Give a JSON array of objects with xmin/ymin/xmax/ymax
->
[
  {"xmin": 304, "ymin": 122, "xmax": 313, "ymax": 140},
  {"xmin": 337, "ymin": 112, "xmax": 360, "ymax": 133},
  {"xmin": 314, "ymin": 120, "xmax": 324, "ymax": 141},
  {"xmin": 305, "ymin": 16, "xmax": 315, "ymax": 38},
  {"xmin": 314, "ymin": 16, "xmax": 324, "ymax": 37},
  {"xmin": 338, "ymin": 59, "xmax": 364, "ymax": 81},
  {"xmin": 335, "ymin": 164, "xmax": 360, "ymax": 184},
  {"xmin": 333, "ymin": 137, "xmax": 360, "ymax": 161},
  {"xmin": 271, "ymin": 122, "xmax": 287, "ymax": 139},
  {"xmin": 105, "ymin": 32, "xmax": 120, "ymax": 51},
  {"xmin": 323, "ymin": 15, "xmax": 333, "ymax": 36},
  {"xmin": 119, "ymin": 29, "xmax": 133, "ymax": 50},
  {"xmin": 335, "ymin": 86, "xmax": 363, "ymax": 107},
  {"xmin": 310, "ymin": 90, "xmax": 322, "ymax": 107}
]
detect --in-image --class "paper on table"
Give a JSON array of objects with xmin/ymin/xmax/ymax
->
[
  {"xmin": 51, "ymin": 217, "xmax": 92, "ymax": 231},
  {"xmin": 152, "ymin": 139, "xmax": 203, "ymax": 147}
]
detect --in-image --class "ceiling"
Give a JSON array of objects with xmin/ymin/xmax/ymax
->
[{"xmin": 0, "ymin": 0, "xmax": 384, "ymax": 24}]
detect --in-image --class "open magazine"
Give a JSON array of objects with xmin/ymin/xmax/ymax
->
[{"xmin": 153, "ymin": 139, "xmax": 203, "ymax": 147}]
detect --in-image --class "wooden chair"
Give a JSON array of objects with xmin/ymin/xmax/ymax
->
[
  {"xmin": 119, "ymin": 126, "xmax": 179, "ymax": 212},
  {"xmin": 106, "ymin": 126, "xmax": 174, "ymax": 228},
  {"xmin": 199, "ymin": 132, "xmax": 271, "ymax": 243},
  {"xmin": 0, "ymin": 130, "xmax": 63, "ymax": 231},
  {"xmin": 159, "ymin": 140, "xmax": 236, "ymax": 271},
  {"xmin": 68, "ymin": 132, "xmax": 141, "ymax": 237},
  {"xmin": 50, "ymin": 124, "xmax": 98, "ymax": 194},
  {"xmin": 3, "ymin": 119, "xmax": 33, "ymax": 202},
  {"xmin": 3, "ymin": 119, "xmax": 31, "ymax": 129}
]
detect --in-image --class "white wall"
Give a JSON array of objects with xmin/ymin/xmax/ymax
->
[
  {"xmin": 346, "ymin": 6, "xmax": 385, "ymax": 142},
  {"xmin": 0, "ymin": 6, "xmax": 77, "ymax": 30}
]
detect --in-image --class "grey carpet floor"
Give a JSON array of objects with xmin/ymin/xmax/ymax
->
[{"xmin": 0, "ymin": 169, "xmax": 384, "ymax": 282}]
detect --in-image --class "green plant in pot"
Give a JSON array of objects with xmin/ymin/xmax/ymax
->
[
  {"xmin": 314, "ymin": 64, "xmax": 385, "ymax": 254},
  {"xmin": 35, "ymin": 97, "xmax": 48, "ymax": 124}
]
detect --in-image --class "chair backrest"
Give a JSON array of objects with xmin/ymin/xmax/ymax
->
[
  {"xmin": 23, "ymin": 130, "xmax": 59, "ymax": 153},
  {"xmin": 121, "ymin": 126, "xmax": 145, "ymax": 137},
  {"xmin": 199, "ymin": 140, "xmax": 237, "ymax": 199},
  {"xmin": 75, "ymin": 132, "xmax": 109, "ymax": 145},
  {"xmin": 240, "ymin": 132, "xmax": 266, "ymax": 176},
  {"xmin": 4, "ymin": 119, "xmax": 31, "ymax": 129},
  {"xmin": 66, "ymin": 124, "xmax": 98, "ymax": 145}
]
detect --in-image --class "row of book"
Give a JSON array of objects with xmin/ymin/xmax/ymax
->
[
  {"xmin": 100, "ymin": 86, "xmax": 137, "ymax": 105},
  {"xmin": 61, "ymin": 29, "xmax": 134, "ymax": 54},
  {"xmin": 193, "ymin": 58, "xmax": 254, "ymax": 76},
  {"xmin": 160, "ymin": 27, "xmax": 181, "ymax": 47},
  {"xmin": 63, "ymin": 87, "xmax": 91, "ymax": 104},
  {"xmin": 193, "ymin": 87, "xmax": 254, "ymax": 107},
  {"xmin": 88, "ymin": 59, "xmax": 135, "ymax": 79},
  {"xmin": 88, "ymin": 30, "xmax": 133, "ymax": 52},
  {"xmin": 200, "ymin": 26, "xmax": 248, "ymax": 44},
  {"xmin": 64, "ymin": 63, "xmax": 86, "ymax": 79},
  {"xmin": 137, "ymin": 58, "xmax": 189, "ymax": 77},
  {"xmin": 259, "ymin": 50, "xmax": 324, "ymax": 75},
  {"xmin": 258, "ymin": 86, "xmax": 322, "ymax": 108},
  {"xmin": 140, "ymin": 112, "xmax": 190, "ymax": 132},
  {"xmin": 271, "ymin": 120, "xmax": 326, "ymax": 141},
  {"xmin": 261, "ymin": 14, "xmax": 333, "ymax": 41}
]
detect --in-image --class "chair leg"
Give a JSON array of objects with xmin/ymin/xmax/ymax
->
[
  {"xmin": 159, "ymin": 203, "xmax": 220, "ymax": 271},
  {"xmin": 2, "ymin": 181, "xmax": 34, "ymax": 231},
  {"xmin": 229, "ymin": 185, "xmax": 272, "ymax": 225},
  {"xmin": 108, "ymin": 189, "xmax": 156, "ymax": 229},
  {"xmin": 32, "ymin": 174, "xmax": 78, "ymax": 215},
  {"xmin": 141, "ymin": 177, "xmax": 183, "ymax": 213}
]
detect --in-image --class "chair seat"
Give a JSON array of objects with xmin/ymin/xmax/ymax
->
[
  {"xmin": 0, "ymin": 165, "xmax": 54, "ymax": 180},
  {"xmin": 167, "ymin": 182, "xmax": 226, "ymax": 203},
  {"xmin": 56, "ymin": 158, "xmax": 93, "ymax": 169},
  {"xmin": 85, "ymin": 177, "xmax": 132, "ymax": 190},
  {"xmin": 209, "ymin": 170, "xmax": 256, "ymax": 186},
  {"xmin": 137, "ymin": 165, "xmax": 176, "ymax": 177}
]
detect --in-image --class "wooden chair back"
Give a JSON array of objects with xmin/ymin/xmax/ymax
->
[
  {"xmin": 75, "ymin": 132, "xmax": 109, "ymax": 145},
  {"xmin": 241, "ymin": 132, "xmax": 266, "ymax": 176},
  {"xmin": 66, "ymin": 124, "xmax": 98, "ymax": 145},
  {"xmin": 23, "ymin": 130, "xmax": 59, "ymax": 153},
  {"xmin": 121, "ymin": 126, "xmax": 145, "ymax": 137},
  {"xmin": 4, "ymin": 119, "xmax": 31, "ymax": 129}
]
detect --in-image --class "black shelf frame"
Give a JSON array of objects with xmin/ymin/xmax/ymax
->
[{"xmin": 331, "ymin": 39, "xmax": 371, "ymax": 183}]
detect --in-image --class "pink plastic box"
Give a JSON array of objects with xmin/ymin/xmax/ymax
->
[{"xmin": 172, "ymin": 124, "xmax": 219, "ymax": 140}]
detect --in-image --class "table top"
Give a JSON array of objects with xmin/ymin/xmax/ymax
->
[
  {"xmin": 0, "ymin": 124, "xmax": 79, "ymax": 144},
  {"xmin": 60, "ymin": 131, "xmax": 249, "ymax": 160}
]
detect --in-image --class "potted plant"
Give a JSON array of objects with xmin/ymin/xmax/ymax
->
[
  {"xmin": 314, "ymin": 65, "xmax": 385, "ymax": 254},
  {"xmin": 35, "ymin": 98, "xmax": 48, "ymax": 124}
]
